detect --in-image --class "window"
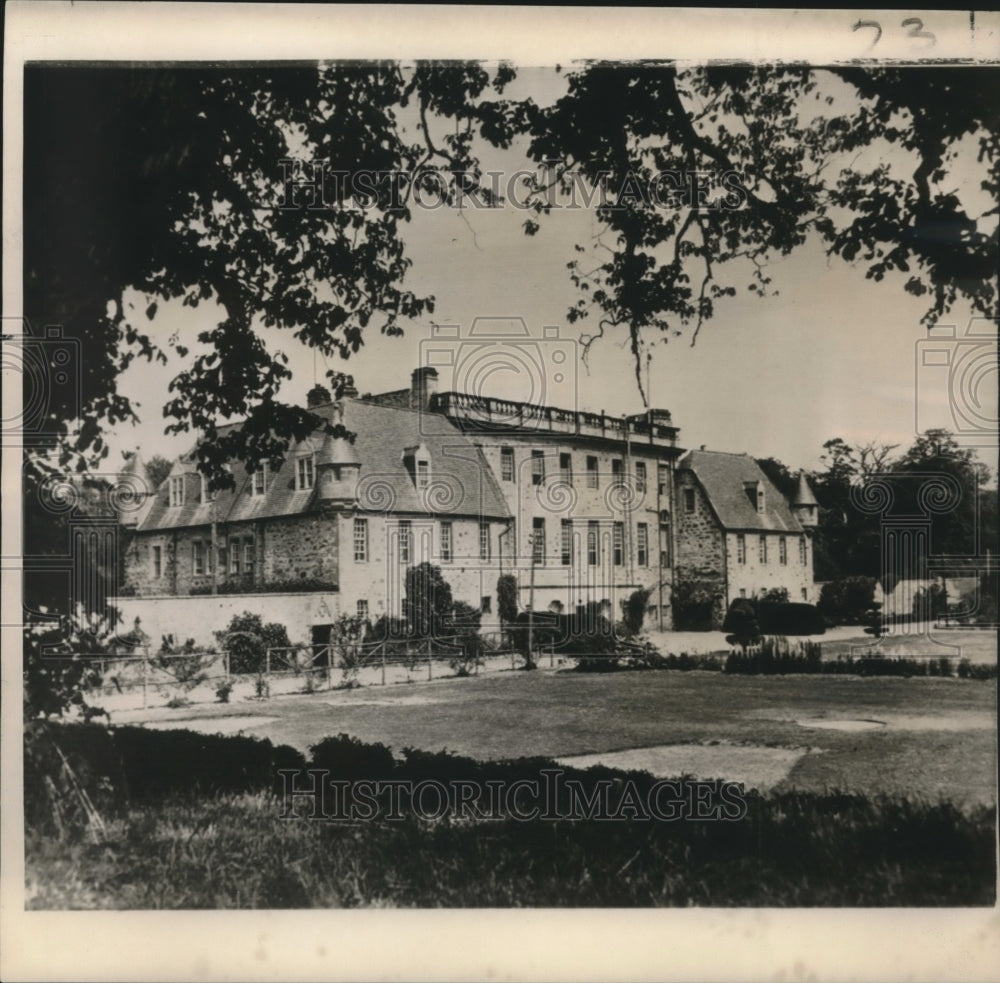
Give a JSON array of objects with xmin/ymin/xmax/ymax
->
[
  {"xmin": 193, "ymin": 541, "xmax": 205, "ymax": 576},
  {"xmin": 779, "ymin": 536, "xmax": 788, "ymax": 566},
  {"xmin": 801, "ymin": 588, "xmax": 808, "ymax": 601},
  {"xmin": 198, "ymin": 474, "xmax": 211, "ymax": 505},
  {"xmin": 684, "ymin": 487, "xmax": 696, "ymax": 513},
  {"xmin": 230, "ymin": 538, "xmax": 242, "ymax": 575},
  {"xmin": 739, "ymin": 588, "xmax": 746, "ymax": 598},
  {"xmin": 561, "ymin": 520, "xmax": 572, "ymax": 566},
  {"xmin": 168, "ymin": 476, "xmax": 185, "ymax": 508},
  {"xmin": 479, "ymin": 521, "xmax": 490, "ymax": 561},
  {"xmin": 416, "ymin": 459, "xmax": 429, "ymax": 491},
  {"xmin": 635, "ymin": 462, "xmax": 647, "ymax": 492},
  {"xmin": 252, "ymin": 465, "xmax": 267, "ymax": 496},
  {"xmin": 296, "ymin": 455, "xmax": 315, "ymax": 491},
  {"xmin": 152, "ymin": 545, "xmax": 162, "ymax": 578},
  {"xmin": 658, "ymin": 464, "xmax": 669, "ymax": 496},
  {"xmin": 354, "ymin": 518, "xmax": 368, "ymax": 562},
  {"xmin": 217, "ymin": 544, "xmax": 226, "ymax": 573},
  {"xmin": 481, "ymin": 595, "xmax": 492, "ymax": 614},
  {"xmin": 637, "ymin": 523, "xmax": 649, "ymax": 566},
  {"xmin": 736, "ymin": 533, "xmax": 746, "ymax": 565},
  {"xmin": 244, "ymin": 540, "xmax": 255, "ymax": 578},
  {"xmin": 398, "ymin": 520, "xmax": 411, "ymax": 563},
  {"xmin": 500, "ymin": 447, "xmax": 514, "ymax": 482},
  {"xmin": 587, "ymin": 521, "xmax": 599, "ymax": 565},
  {"xmin": 659, "ymin": 521, "xmax": 671, "ymax": 568},
  {"xmin": 531, "ymin": 450, "xmax": 545, "ymax": 486},
  {"xmin": 440, "ymin": 521, "xmax": 453, "ymax": 562},
  {"xmin": 612, "ymin": 459, "xmax": 623, "ymax": 485},
  {"xmin": 357, "ymin": 599, "xmax": 369, "ymax": 621},
  {"xmin": 613, "ymin": 522, "xmax": 624, "ymax": 566},
  {"xmin": 532, "ymin": 518, "xmax": 545, "ymax": 564},
  {"xmin": 758, "ymin": 535, "xmax": 767, "ymax": 564},
  {"xmin": 559, "ymin": 452, "xmax": 573, "ymax": 484},
  {"xmin": 586, "ymin": 456, "xmax": 598, "ymax": 489},
  {"xmin": 799, "ymin": 536, "xmax": 808, "ymax": 565}
]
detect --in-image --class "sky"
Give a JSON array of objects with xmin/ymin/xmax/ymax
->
[{"xmin": 108, "ymin": 66, "xmax": 998, "ymax": 481}]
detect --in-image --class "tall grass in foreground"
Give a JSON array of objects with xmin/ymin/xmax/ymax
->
[
  {"xmin": 24, "ymin": 723, "xmax": 997, "ymax": 909},
  {"xmin": 25, "ymin": 787, "xmax": 995, "ymax": 908}
]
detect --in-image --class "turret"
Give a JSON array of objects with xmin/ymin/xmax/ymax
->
[
  {"xmin": 315, "ymin": 428, "xmax": 361, "ymax": 503},
  {"xmin": 117, "ymin": 450, "xmax": 155, "ymax": 527},
  {"xmin": 791, "ymin": 471, "xmax": 819, "ymax": 529}
]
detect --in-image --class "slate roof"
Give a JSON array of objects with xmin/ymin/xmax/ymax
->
[
  {"xmin": 679, "ymin": 449, "xmax": 804, "ymax": 533},
  {"xmin": 137, "ymin": 398, "xmax": 510, "ymax": 532},
  {"xmin": 791, "ymin": 471, "xmax": 819, "ymax": 507}
]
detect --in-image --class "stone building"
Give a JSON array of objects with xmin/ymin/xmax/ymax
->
[
  {"xmin": 114, "ymin": 366, "xmax": 817, "ymax": 644},
  {"xmin": 674, "ymin": 450, "xmax": 817, "ymax": 624}
]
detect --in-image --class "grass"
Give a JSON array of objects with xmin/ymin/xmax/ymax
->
[
  {"xmin": 24, "ymin": 747, "xmax": 997, "ymax": 909},
  {"xmin": 132, "ymin": 667, "xmax": 997, "ymax": 807}
]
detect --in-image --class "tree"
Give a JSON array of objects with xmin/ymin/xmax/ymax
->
[
  {"xmin": 754, "ymin": 458, "xmax": 797, "ymax": 500},
  {"xmin": 24, "ymin": 63, "xmax": 996, "ymax": 483},
  {"xmin": 621, "ymin": 588, "xmax": 651, "ymax": 637},
  {"xmin": 145, "ymin": 455, "xmax": 173, "ymax": 490},
  {"xmin": 403, "ymin": 562, "xmax": 453, "ymax": 641},
  {"xmin": 496, "ymin": 574, "xmax": 519, "ymax": 626}
]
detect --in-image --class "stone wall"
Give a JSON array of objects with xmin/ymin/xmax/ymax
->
[{"xmin": 111, "ymin": 591, "xmax": 341, "ymax": 649}]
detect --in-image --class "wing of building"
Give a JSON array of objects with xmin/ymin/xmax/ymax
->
[{"xmin": 114, "ymin": 366, "xmax": 817, "ymax": 644}]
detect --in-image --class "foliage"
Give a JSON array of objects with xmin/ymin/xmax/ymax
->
[
  {"xmin": 913, "ymin": 582, "xmax": 949, "ymax": 620},
  {"xmin": 671, "ymin": 567, "xmax": 725, "ymax": 630},
  {"xmin": 215, "ymin": 611, "xmax": 291, "ymax": 675},
  {"xmin": 215, "ymin": 679, "xmax": 233, "ymax": 703},
  {"xmin": 447, "ymin": 601, "xmax": 485, "ymax": 677},
  {"xmin": 959, "ymin": 571, "xmax": 999, "ymax": 626},
  {"xmin": 818, "ymin": 576, "xmax": 877, "ymax": 625},
  {"xmin": 23, "ymin": 613, "xmax": 112, "ymax": 721},
  {"xmin": 189, "ymin": 576, "xmax": 339, "ymax": 596},
  {"xmin": 402, "ymin": 562, "xmax": 454, "ymax": 640},
  {"xmin": 723, "ymin": 598, "xmax": 761, "ymax": 652},
  {"xmin": 325, "ymin": 614, "xmax": 367, "ymax": 686},
  {"xmin": 24, "ymin": 727, "xmax": 998, "ymax": 908},
  {"xmin": 758, "ymin": 587, "xmax": 789, "ymax": 604},
  {"xmin": 755, "ymin": 601, "xmax": 825, "ymax": 636},
  {"xmin": 496, "ymin": 574, "xmax": 519, "ymax": 625},
  {"xmin": 145, "ymin": 455, "xmax": 173, "ymax": 490},
  {"xmin": 620, "ymin": 588, "xmax": 651, "ymax": 637}
]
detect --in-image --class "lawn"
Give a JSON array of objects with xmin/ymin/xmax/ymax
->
[{"xmin": 118, "ymin": 666, "xmax": 997, "ymax": 807}]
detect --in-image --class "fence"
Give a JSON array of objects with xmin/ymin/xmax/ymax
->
[{"xmin": 50, "ymin": 632, "xmax": 534, "ymax": 710}]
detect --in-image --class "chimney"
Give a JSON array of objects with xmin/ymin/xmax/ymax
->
[
  {"xmin": 307, "ymin": 384, "xmax": 332, "ymax": 408},
  {"xmin": 411, "ymin": 366, "xmax": 439, "ymax": 410}
]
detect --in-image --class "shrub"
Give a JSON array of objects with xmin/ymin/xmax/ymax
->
[
  {"xmin": 403, "ymin": 562, "xmax": 453, "ymax": 640},
  {"xmin": 497, "ymin": 574, "xmax": 519, "ymax": 626},
  {"xmin": 671, "ymin": 568, "xmax": 725, "ymax": 630},
  {"xmin": 758, "ymin": 587, "xmax": 789, "ymax": 604},
  {"xmin": 756, "ymin": 601, "xmax": 825, "ymax": 635},
  {"xmin": 216, "ymin": 612, "xmax": 291, "ymax": 675},
  {"xmin": 621, "ymin": 588, "xmax": 651, "ymax": 637},
  {"xmin": 818, "ymin": 576, "xmax": 877, "ymax": 625},
  {"xmin": 723, "ymin": 598, "xmax": 761, "ymax": 652}
]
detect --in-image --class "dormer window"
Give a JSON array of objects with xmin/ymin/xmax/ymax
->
[
  {"xmin": 402, "ymin": 443, "xmax": 431, "ymax": 491},
  {"xmin": 251, "ymin": 464, "xmax": 268, "ymax": 497},
  {"xmin": 296, "ymin": 454, "xmax": 315, "ymax": 491},
  {"xmin": 197, "ymin": 473, "xmax": 214, "ymax": 505},
  {"xmin": 744, "ymin": 480, "xmax": 764, "ymax": 513},
  {"xmin": 168, "ymin": 475, "xmax": 185, "ymax": 508}
]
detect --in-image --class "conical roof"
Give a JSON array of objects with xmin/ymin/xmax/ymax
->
[
  {"xmin": 317, "ymin": 431, "xmax": 361, "ymax": 467},
  {"xmin": 791, "ymin": 471, "xmax": 818, "ymax": 507},
  {"xmin": 120, "ymin": 449, "xmax": 151, "ymax": 483}
]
